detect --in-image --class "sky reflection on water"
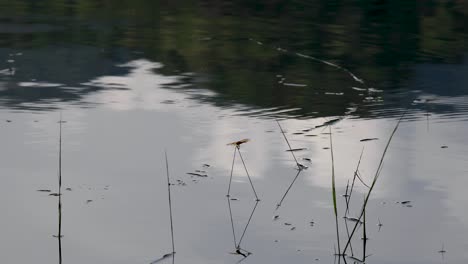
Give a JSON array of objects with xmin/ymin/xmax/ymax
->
[{"xmin": 0, "ymin": 58, "xmax": 467, "ymax": 263}]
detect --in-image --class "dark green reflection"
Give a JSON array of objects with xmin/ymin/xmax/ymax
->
[{"xmin": 0, "ymin": 1, "xmax": 467, "ymax": 117}]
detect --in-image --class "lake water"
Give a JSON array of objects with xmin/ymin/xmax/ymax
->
[{"xmin": 1, "ymin": 1, "xmax": 468, "ymax": 263}]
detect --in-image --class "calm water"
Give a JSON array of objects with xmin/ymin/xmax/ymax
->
[{"xmin": 1, "ymin": 1, "xmax": 468, "ymax": 263}]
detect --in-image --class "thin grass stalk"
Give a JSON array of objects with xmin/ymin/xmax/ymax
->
[
  {"xmin": 344, "ymin": 180, "xmax": 349, "ymax": 203},
  {"xmin": 342, "ymin": 180, "xmax": 354, "ymax": 257},
  {"xmin": 346, "ymin": 148, "xmax": 364, "ymax": 215},
  {"xmin": 237, "ymin": 201, "xmax": 259, "ymax": 248},
  {"xmin": 276, "ymin": 119, "xmax": 300, "ymax": 168},
  {"xmin": 342, "ymin": 217, "xmax": 354, "ymax": 257},
  {"xmin": 58, "ymin": 232, "xmax": 62, "ymax": 264},
  {"xmin": 58, "ymin": 114, "xmax": 62, "ymax": 194},
  {"xmin": 329, "ymin": 126, "xmax": 341, "ymax": 256},
  {"xmin": 227, "ymin": 147, "xmax": 237, "ymax": 197},
  {"xmin": 344, "ymin": 180, "xmax": 350, "ymax": 214},
  {"xmin": 362, "ymin": 196, "xmax": 367, "ymax": 262},
  {"xmin": 275, "ymin": 169, "xmax": 302, "ymax": 210},
  {"xmin": 164, "ymin": 151, "xmax": 176, "ymax": 260},
  {"xmin": 342, "ymin": 112, "xmax": 406, "ymax": 255},
  {"xmin": 355, "ymin": 171, "xmax": 370, "ymax": 188},
  {"xmin": 58, "ymin": 115, "xmax": 63, "ymax": 264},
  {"xmin": 227, "ymin": 197, "xmax": 237, "ymax": 247},
  {"xmin": 236, "ymin": 148, "xmax": 259, "ymax": 201}
]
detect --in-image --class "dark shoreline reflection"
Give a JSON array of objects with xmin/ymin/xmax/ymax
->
[
  {"xmin": 0, "ymin": 46, "xmax": 136, "ymax": 111},
  {"xmin": 0, "ymin": 1, "xmax": 467, "ymax": 120}
]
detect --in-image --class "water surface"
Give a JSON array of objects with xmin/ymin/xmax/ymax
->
[{"xmin": 1, "ymin": 1, "xmax": 468, "ymax": 263}]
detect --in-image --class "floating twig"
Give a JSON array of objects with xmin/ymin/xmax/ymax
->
[{"xmin": 360, "ymin": 138, "xmax": 379, "ymax": 142}]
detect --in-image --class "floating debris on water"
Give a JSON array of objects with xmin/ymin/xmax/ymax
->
[
  {"xmin": 284, "ymin": 83, "xmax": 307, "ymax": 87},
  {"xmin": 320, "ymin": 118, "xmax": 341, "ymax": 127},
  {"xmin": 302, "ymin": 158, "xmax": 312, "ymax": 162},
  {"xmin": 49, "ymin": 193, "xmax": 61, "ymax": 196},
  {"xmin": 305, "ymin": 134, "xmax": 317, "ymax": 137},
  {"xmin": 37, "ymin": 189, "xmax": 51, "ymax": 192},
  {"xmin": 187, "ymin": 172, "xmax": 208, "ymax": 177},
  {"xmin": 150, "ymin": 252, "xmax": 175, "ymax": 264},
  {"xmin": 286, "ymin": 148, "xmax": 307, "ymax": 152},
  {"xmin": 176, "ymin": 179, "xmax": 186, "ymax": 186},
  {"xmin": 230, "ymin": 198, "xmax": 239, "ymax": 201},
  {"xmin": 297, "ymin": 163, "xmax": 309, "ymax": 170},
  {"xmin": 273, "ymin": 215, "xmax": 280, "ymax": 221},
  {"xmin": 202, "ymin": 164, "xmax": 211, "ymax": 168},
  {"xmin": 323, "ymin": 147, "xmax": 330, "ymax": 150},
  {"xmin": 86, "ymin": 200, "xmax": 93, "ymax": 204},
  {"xmin": 360, "ymin": 138, "xmax": 379, "ymax": 142},
  {"xmin": 284, "ymin": 222, "xmax": 292, "ymax": 226},
  {"xmin": 290, "ymin": 227, "xmax": 296, "ymax": 231},
  {"xmin": 438, "ymin": 244, "xmax": 446, "ymax": 254},
  {"xmin": 292, "ymin": 132, "xmax": 304, "ymax": 135},
  {"xmin": 441, "ymin": 145, "xmax": 448, "ymax": 149},
  {"xmin": 65, "ymin": 188, "xmax": 72, "ymax": 191}
]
